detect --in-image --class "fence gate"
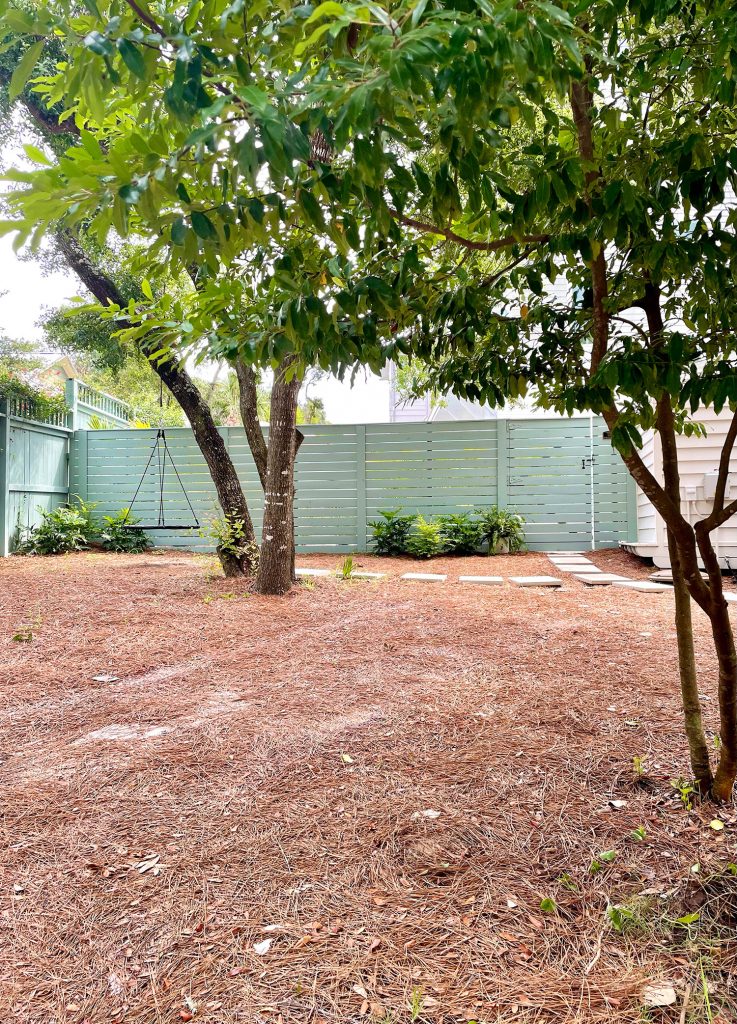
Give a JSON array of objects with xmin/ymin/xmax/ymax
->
[{"xmin": 506, "ymin": 416, "xmax": 630, "ymax": 551}]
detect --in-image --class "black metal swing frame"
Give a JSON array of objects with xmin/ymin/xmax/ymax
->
[{"xmin": 122, "ymin": 428, "xmax": 200, "ymax": 531}]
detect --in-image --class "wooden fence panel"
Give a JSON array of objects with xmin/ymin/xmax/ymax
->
[
  {"xmin": 68, "ymin": 416, "xmax": 633, "ymax": 554},
  {"xmin": 0, "ymin": 401, "xmax": 70, "ymax": 555}
]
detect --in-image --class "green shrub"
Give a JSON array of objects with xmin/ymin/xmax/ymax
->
[
  {"xmin": 406, "ymin": 515, "xmax": 446, "ymax": 559},
  {"xmin": 17, "ymin": 499, "xmax": 151, "ymax": 556},
  {"xmin": 98, "ymin": 508, "xmax": 151, "ymax": 553},
  {"xmin": 17, "ymin": 498, "xmax": 97, "ymax": 555},
  {"xmin": 369, "ymin": 508, "xmax": 416, "ymax": 555},
  {"xmin": 476, "ymin": 505, "xmax": 526, "ymax": 554},
  {"xmin": 436, "ymin": 512, "xmax": 483, "ymax": 554},
  {"xmin": 205, "ymin": 513, "xmax": 259, "ymax": 568}
]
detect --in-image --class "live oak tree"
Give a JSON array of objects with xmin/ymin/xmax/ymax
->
[{"xmin": 0, "ymin": 2, "xmax": 325, "ymax": 593}]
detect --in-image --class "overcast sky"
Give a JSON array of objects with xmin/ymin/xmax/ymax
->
[{"xmin": 0, "ymin": 234, "xmax": 391, "ymax": 422}]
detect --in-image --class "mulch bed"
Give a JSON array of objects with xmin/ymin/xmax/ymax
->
[{"xmin": 1, "ymin": 548, "xmax": 736, "ymax": 1024}]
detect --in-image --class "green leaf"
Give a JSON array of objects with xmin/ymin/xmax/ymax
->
[
  {"xmin": 191, "ymin": 210, "xmax": 218, "ymax": 240},
  {"xmin": 22, "ymin": 143, "xmax": 51, "ymax": 166},
  {"xmin": 117, "ymin": 38, "xmax": 146, "ymax": 79},
  {"xmin": 141, "ymin": 278, "xmax": 154, "ymax": 300},
  {"xmin": 9, "ymin": 39, "xmax": 45, "ymax": 100},
  {"xmin": 170, "ymin": 217, "xmax": 187, "ymax": 245},
  {"xmin": 539, "ymin": 897, "xmax": 556, "ymax": 913},
  {"xmin": 304, "ymin": 1, "xmax": 346, "ymax": 26}
]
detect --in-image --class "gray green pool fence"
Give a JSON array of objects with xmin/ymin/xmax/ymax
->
[{"xmin": 1, "ymin": 388, "xmax": 636, "ymax": 556}]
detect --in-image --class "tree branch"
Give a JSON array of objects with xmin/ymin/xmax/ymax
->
[
  {"xmin": 387, "ymin": 208, "xmax": 550, "ymax": 252},
  {"xmin": 124, "ymin": 0, "xmax": 164, "ymax": 35}
]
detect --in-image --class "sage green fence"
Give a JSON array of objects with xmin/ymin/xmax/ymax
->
[
  {"xmin": 0, "ymin": 397, "xmax": 71, "ymax": 555},
  {"xmin": 69, "ymin": 416, "xmax": 636, "ymax": 553},
  {"xmin": 0, "ymin": 381, "xmax": 133, "ymax": 555}
]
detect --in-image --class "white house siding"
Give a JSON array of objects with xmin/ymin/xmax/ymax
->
[
  {"xmin": 626, "ymin": 408, "xmax": 737, "ymax": 568},
  {"xmin": 636, "ymin": 431, "xmax": 658, "ymax": 546}
]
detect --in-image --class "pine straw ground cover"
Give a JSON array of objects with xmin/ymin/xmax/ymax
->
[{"xmin": 1, "ymin": 550, "xmax": 736, "ymax": 1024}]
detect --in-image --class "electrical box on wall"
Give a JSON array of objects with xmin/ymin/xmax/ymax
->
[{"xmin": 702, "ymin": 471, "xmax": 737, "ymax": 500}]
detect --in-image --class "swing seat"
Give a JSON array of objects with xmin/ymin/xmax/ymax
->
[{"xmin": 122, "ymin": 523, "xmax": 199, "ymax": 530}]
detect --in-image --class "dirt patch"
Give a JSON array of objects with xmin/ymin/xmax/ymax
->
[{"xmin": 1, "ymin": 550, "xmax": 736, "ymax": 1024}]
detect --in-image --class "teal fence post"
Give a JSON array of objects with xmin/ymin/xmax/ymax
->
[
  {"xmin": 496, "ymin": 418, "xmax": 509, "ymax": 507},
  {"xmin": 0, "ymin": 400, "xmax": 9, "ymax": 556},
  {"xmin": 355, "ymin": 424, "xmax": 366, "ymax": 551},
  {"xmin": 65, "ymin": 378, "xmax": 79, "ymax": 430},
  {"xmin": 71, "ymin": 428, "xmax": 88, "ymax": 504}
]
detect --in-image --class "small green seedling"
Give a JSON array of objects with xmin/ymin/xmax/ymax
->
[
  {"xmin": 671, "ymin": 776, "xmax": 697, "ymax": 809},
  {"xmin": 556, "ymin": 872, "xmax": 579, "ymax": 892},
  {"xmin": 409, "ymin": 988, "xmax": 423, "ymax": 1021},
  {"xmin": 606, "ymin": 903, "xmax": 636, "ymax": 932},
  {"xmin": 632, "ymin": 754, "xmax": 646, "ymax": 778},
  {"xmin": 539, "ymin": 897, "xmax": 557, "ymax": 913},
  {"xmin": 590, "ymin": 850, "xmax": 617, "ymax": 873},
  {"xmin": 630, "ymin": 825, "xmax": 647, "ymax": 842},
  {"xmin": 339, "ymin": 555, "xmax": 354, "ymax": 580}
]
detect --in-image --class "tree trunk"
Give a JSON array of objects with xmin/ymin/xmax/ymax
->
[
  {"xmin": 154, "ymin": 359, "xmax": 258, "ymax": 577},
  {"xmin": 708, "ymin": 599, "xmax": 737, "ymax": 802},
  {"xmin": 694, "ymin": 523, "xmax": 737, "ymax": 801},
  {"xmin": 234, "ymin": 358, "xmax": 268, "ymax": 489},
  {"xmin": 570, "ymin": 77, "xmax": 735, "ymax": 803},
  {"xmin": 57, "ymin": 229, "xmax": 257, "ymax": 578},
  {"xmin": 254, "ymin": 358, "xmax": 302, "ymax": 595},
  {"xmin": 667, "ymin": 527, "xmax": 713, "ymax": 793}
]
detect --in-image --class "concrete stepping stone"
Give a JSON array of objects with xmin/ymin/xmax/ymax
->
[
  {"xmin": 554, "ymin": 564, "xmax": 601, "ymax": 573},
  {"xmin": 296, "ymin": 567, "xmax": 331, "ymax": 577},
  {"xmin": 725, "ymin": 592, "xmax": 737, "ymax": 603},
  {"xmin": 649, "ymin": 570, "xmax": 707, "ymax": 584},
  {"xmin": 612, "ymin": 580, "xmax": 672, "ymax": 593},
  {"xmin": 574, "ymin": 574, "xmax": 632, "ymax": 586},
  {"xmin": 459, "ymin": 575, "xmax": 504, "ymax": 586},
  {"xmin": 343, "ymin": 570, "xmax": 387, "ymax": 579},
  {"xmin": 401, "ymin": 572, "xmax": 447, "ymax": 582},
  {"xmin": 510, "ymin": 576, "xmax": 563, "ymax": 588}
]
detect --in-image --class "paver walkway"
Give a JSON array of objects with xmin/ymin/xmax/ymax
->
[{"xmin": 292, "ymin": 557, "xmax": 737, "ymax": 600}]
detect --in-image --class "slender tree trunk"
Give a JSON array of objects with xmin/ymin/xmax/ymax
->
[
  {"xmin": 708, "ymin": 601, "xmax": 737, "ymax": 801},
  {"xmin": 234, "ymin": 358, "xmax": 268, "ymax": 489},
  {"xmin": 667, "ymin": 527, "xmax": 713, "ymax": 793},
  {"xmin": 57, "ymin": 229, "xmax": 258, "ymax": 578},
  {"xmin": 694, "ymin": 524, "xmax": 737, "ymax": 801},
  {"xmin": 255, "ymin": 358, "xmax": 302, "ymax": 595},
  {"xmin": 153, "ymin": 360, "xmax": 258, "ymax": 577}
]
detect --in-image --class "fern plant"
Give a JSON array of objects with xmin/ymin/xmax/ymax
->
[
  {"xmin": 98, "ymin": 509, "xmax": 150, "ymax": 553},
  {"xmin": 406, "ymin": 516, "xmax": 446, "ymax": 559},
  {"xmin": 476, "ymin": 506, "xmax": 526, "ymax": 554},
  {"xmin": 16, "ymin": 498, "xmax": 97, "ymax": 555}
]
